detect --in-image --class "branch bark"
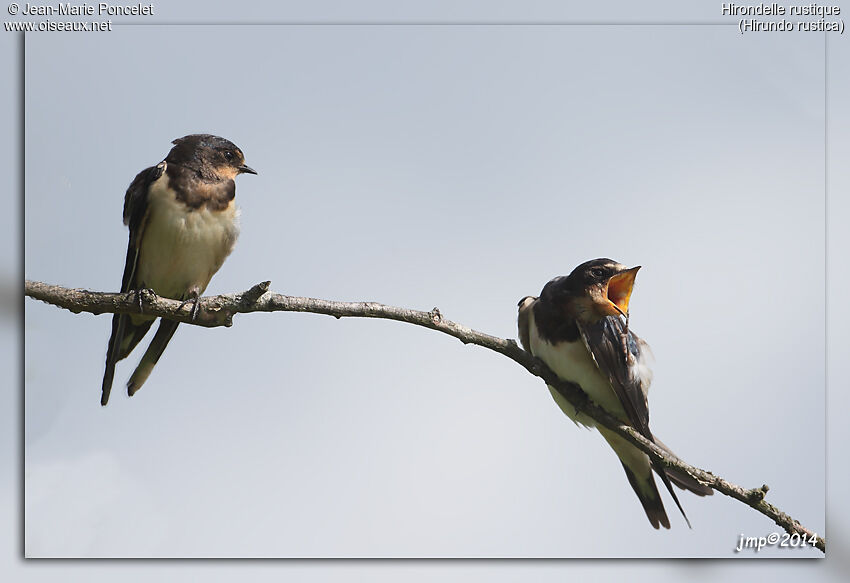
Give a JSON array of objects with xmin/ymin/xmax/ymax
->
[{"xmin": 24, "ymin": 279, "xmax": 825, "ymax": 553}]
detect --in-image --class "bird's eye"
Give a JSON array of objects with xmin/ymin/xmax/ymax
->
[
  {"xmin": 590, "ymin": 267, "xmax": 605, "ymax": 278},
  {"xmin": 224, "ymin": 151, "xmax": 234, "ymax": 160}
]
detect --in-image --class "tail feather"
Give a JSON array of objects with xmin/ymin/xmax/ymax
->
[
  {"xmin": 665, "ymin": 467, "xmax": 714, "ymax": 497},
  {"xmin": 127, "ymin": 319, "xmax": 180, "ymax": 397},
  {"xmin": 654, "ymin": 437, "xmax": 714, "ymax": 497},
  {"xmin": 101, "ymin": 313, "xmax": 125, "ymax": 406},
  {"xmin": 101, "ymin": 314, "xmax": 154, "ymax": 406},
  {"xmin": 600, "ymin": 426, "xmax": 705, "ymax": 528},
  {"xmin": 599, "ymin": 426, "xmax": 672, "ymax": 529},
  {"xmin": 620, "ymin": 462, "xmax": 670, "ymax": 529},
  {"xmin": 650, "ymin": 458, "xmax": 692, "ymax": 529},
  {"xmin": 116, "ymin": 318, "xmax": 155, "ymax": 362}
]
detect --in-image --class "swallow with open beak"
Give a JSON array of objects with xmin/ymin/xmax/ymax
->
[
  {"xmin": 517, "ymin": 258, "xmax": 711, "ymax": 528},
  {"xmin": 100, "ymin": 134, "xmax": 257, "ymax": 406}
]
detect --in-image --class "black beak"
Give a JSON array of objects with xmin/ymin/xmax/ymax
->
[{"xmin": 238, "ymin": 164, "xmax": 257, "ymax": 175}]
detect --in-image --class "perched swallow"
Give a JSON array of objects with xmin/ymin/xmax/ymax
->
[
  {"xmin": 517, "ymin": 258, "xmax": 711, "ymax": 528},
  {"xmin": 100, "ymin": 134, "xmax": 257, "ymax": 406}
]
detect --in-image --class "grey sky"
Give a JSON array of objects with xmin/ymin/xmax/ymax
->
[{"xmin": 7, "ymin": 0, "xmax": 850, "ymax": 580}]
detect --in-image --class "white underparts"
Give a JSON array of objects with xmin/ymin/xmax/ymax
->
[
  {"xmin": 528, "ymin": 317, "xmax": 628, "ymax": 427},
  {"xmin": 136, "ymin": 173, "xmax": 240, "ymax": 300}
]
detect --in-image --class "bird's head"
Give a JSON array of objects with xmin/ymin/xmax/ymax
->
[
  {"xmin": 169, "ymin": 134, "xmax": 257, "ymax": 179},
  {"xmin": 541, "ymin": 258, "xmax": 640, "ymax": 323}
]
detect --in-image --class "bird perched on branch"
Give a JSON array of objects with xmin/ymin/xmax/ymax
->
[
  {"xmin": 100, "ymin": 134, "xmax": 257, "ymax": 406},
  {"xmin": 517, "ymin": 258, "xmax": 711, "ymax": 528}
]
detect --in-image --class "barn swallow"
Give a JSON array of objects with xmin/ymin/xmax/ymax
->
[
  {"xmin": 100, "ymin": 134, "xmax": 257, "ymax": 406},
  {"xmin": 517, "ymin": 258, "xmax": 711, "ymax": 528}
]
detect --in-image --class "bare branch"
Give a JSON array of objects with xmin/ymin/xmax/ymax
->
[{"xmin": 24, "ymin": 279, "xmax": 825, "ymax": 552}]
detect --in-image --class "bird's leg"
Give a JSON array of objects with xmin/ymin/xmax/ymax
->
[
  {"xmin": 177, "ymin": 288, "xmax": 201, "ymax": 322},
  {"xmin": 132, "ymin": 286, "xmax": 157, "ymax": 314}
]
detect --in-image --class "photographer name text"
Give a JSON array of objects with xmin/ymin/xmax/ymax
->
[{"xmin": 19, "ymin": 2, "xmax": 152, "ymax": 16}]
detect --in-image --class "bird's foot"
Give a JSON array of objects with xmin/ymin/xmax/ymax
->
[
  {"xmin": 178, "ymin": 290, "xmax": 201, "ymax": 322},
  {"xmin": 132, "ymin": 287, "xmax": 157, "ymax": 314}
]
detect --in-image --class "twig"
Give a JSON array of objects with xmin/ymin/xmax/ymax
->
[{"xmin": 24, "ymin": 279, "xmax": 825, "ymax": 552}]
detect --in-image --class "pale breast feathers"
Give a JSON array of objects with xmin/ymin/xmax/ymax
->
[{"xmin": 135, "ymin": 171, "xmax": 240, "ymax": 299}]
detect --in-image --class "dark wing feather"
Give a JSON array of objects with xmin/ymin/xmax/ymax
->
[
  {"xmin": 576, "ymin": 316, "xmax": 693, "ymax": 527},
  {"xmin": 101, "ymin": 163, "xmax": 165, "ymax": 406},
  {"xmin": 516, "ymin": 296, "xmax": 537, "ymax": 354},
  {"xmin": 121, "ymin": 162, "xmax": 165, "ymax": 291},
  {"xmin": 576, "ymin": 317, "xmax": 651, "ymax": 437}
]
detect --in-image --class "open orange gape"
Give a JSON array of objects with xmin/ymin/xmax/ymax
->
[{"xmin": 604, "ymin": 266, "xmax": 641, "ymax": 317}]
